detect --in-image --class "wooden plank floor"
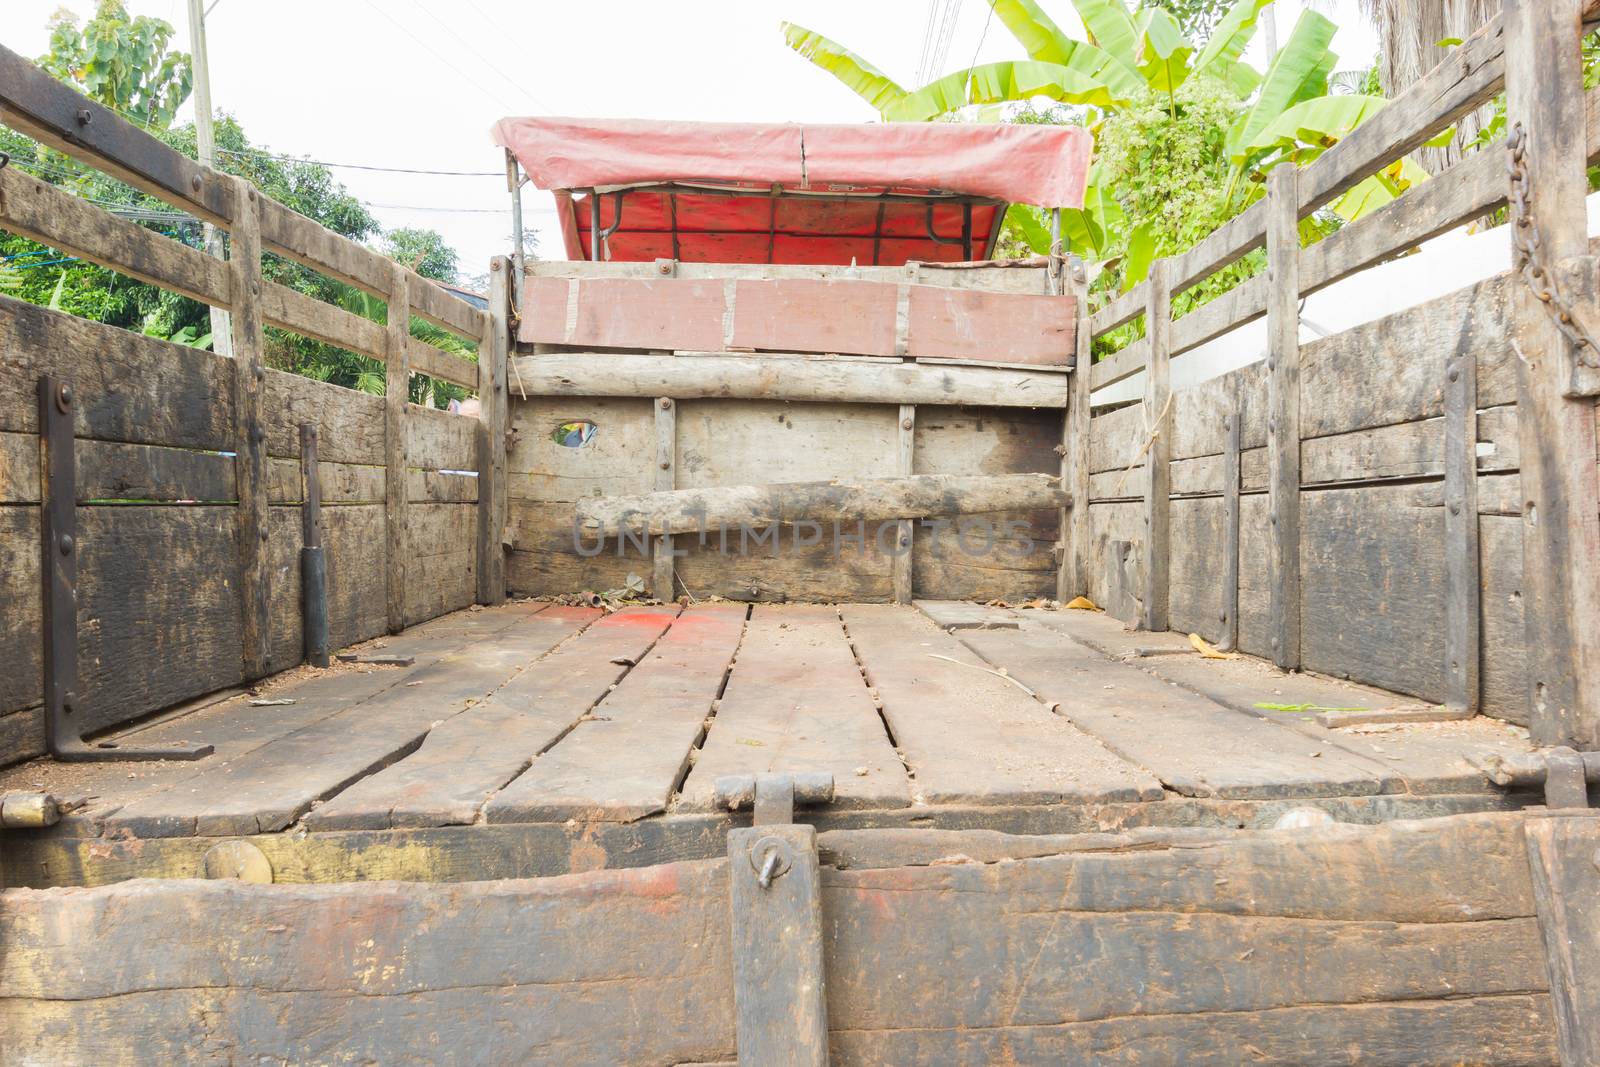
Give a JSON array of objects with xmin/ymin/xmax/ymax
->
[{"xmin": 0, "ymin": 599, "xmax": 1537, "ymax": 840}]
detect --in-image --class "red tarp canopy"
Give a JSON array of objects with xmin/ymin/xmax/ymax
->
[{"xmin": 491, "ymin": 117, "xmax": 1093, "ymax": 266}]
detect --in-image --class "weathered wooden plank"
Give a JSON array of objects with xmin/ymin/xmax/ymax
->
[
  {"xmin": 1221, "ymin": 407, "xmax": 1241, "ymax": 648},
  {"xmin": 1, "ymin": 434, "xmax": 237, "ymax": 504},
  {"xmin": 407, "ymin": 337, "xmax": 478, "ymax": 391},
  {"xmin": 731, "ymin": 278, "xmax": 897, "ymax": 355},
  {"xmin": 303, "ymin": 606, "xmax": 662, "ymax": 831},
  {"xmin": 0, "ymin": 860, "xmax": 737, "ymax": 1067},
  {"xmin": 1167, "ymin": 198, "xmax": 1268, "ymax": 298},
  {"xmin": 1506, "ymin": 0, "xmax": 1600, "ymax": 748},
  {"xmin": 1142, "ymin": 258, "xmax": 1171, "ymax": 632},
  {"xmin": 892, "ymin": 404, "xmax": 914, "ymax": 603},
  {"xmin": 678, "ymin": 605, "xmax": 911, "ymax": 812},
  {"xmin": 104, "ymin": 607, "xmax": 589, "ymax": 837},
  {"xmin": 477, "ymin": 259, "xmax": 510, "ymax": 606},
  {"xmin": 485, "ymin": 603, "xmax": 748, "ymax": 823},
  {"xmin": 526, "ymin": 257, "xmax": 1050, "ymax": 293},
  {"xmin": 959, "ymin": 624, "xmax": 1387, "ymax": 799},
  {"xmin": 1445, "ymin": 322, "xmax": 1481, "ymax": 712},
  {"xmin": 226, "ymin": 177, "xmax": 273, "ymax": 680},
  {"xmin": 1088, "ymin": 336, "xmax": 1148, "ymax": 392},
  {"xmin": 262, "ymin": 369, "xmax": 385, "ymax": 465},
  {"xmin": 512, "ymin": 352, "xmax": 1070, "ymax": 408},
  {"xmin": 1525, "ymin": 813, "xmax": 1600, "ymax": 1066},
  {"xmin": 1019, "ymin": 606, "xmax": 1534, "ymax": 795},
  {"xmin": 1301, "ymin": 144, "xmax": 1505, "ymax": 297},
  {"xmin": 0, "ymin": 164, "xmax": 228, "ymax": 306},
  {"xmin": 1265, "ymin": 164, "xmax": 1302, "ymax": 671},
  {"xmin": 266, "ymin": 458, "xmax": 385, "ymax": 504},
  {"xmin": 260, "ymin": 281, "xmax": 385, "ymax": 358},
  {"xmin": 906, "ymin": 285, "xmax": 1075, "ymax": 365},
  {"xmin": 575, "ymin": 473, "xmax": 1070, "ymax": 538},
  {"xmin": 653, "ymin": 396, "xmax": 677, "ymax": 600},
  {"xmin": 385, "ymin": 263, "xmax": 411, "ymax": 634},
  {"xmin": 406, "ymin": 469, "xmax": 477, "ymax": 503},
  {"xmin": 403, "ymin": 503, "xmax": 477, "ymax": 624},
  {"xmin": 1171, "ymin": 272, "xmax": 1269, "ymax": 357},
  {"xmin": 1298, "ymin": 13, "xmax": 1505, "ymax": 215},
  {"xmin": 840, "ymin": 605, "xmax": 1161, "ymax": 805},
  {"xmin": 257, "ymin": 196, "xmax": 484, "ymax": 341},
  {"xmin": 1065, "ymin": 269, "xmax": 1092, "ymax": 599},
  {"xmin": 522, "ymin": 275, "xmax": 727, "ymax": 349},
  {"xmin": 405, "ymin": 403, "xmax": 477, "ymax": 472}
]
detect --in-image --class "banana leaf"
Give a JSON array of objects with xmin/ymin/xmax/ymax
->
[
  {"xmin": 1069, "ymin": 0, "xmax": 1143, "ymax": 82},
  {"xmin": 1005, "ymin": 203, "xmax": 1053, "ymax": 254},
  {"xmin": 1328, "ymin": 157, "xmax": 1432, "ymax": 221},
  {"xmin": 781, "ymin": 22, "xmax": 907, "ymax": 115},
  {"xmin": 1192, "ymin": 0, "xmax": 1273, "ymax": 96},
  {"xmin": 1225, "ymin": 9, "xmax": 1338, "ymax": 164},
  {"xmin": 1243, "ymin": 94, "xmax": 1388, "ymax": 154},
  {"xmin": 992, "ymin": 0, "xmax": 1147, "ymax": 99},
  {"xmin": 1061, "ymin": 180, "xmax": 1124, "ymax": 260},
  {"xmin": 1132, "ymin": 8, "xmax": 1192, "ymax": 95},
  {"xmin": 1121, "ymin": 221, "xmax": 1157, "ymax": 291},
  {"xmin": 884, "ymin": 60, "xmax": 1126, "ymax": 122}
]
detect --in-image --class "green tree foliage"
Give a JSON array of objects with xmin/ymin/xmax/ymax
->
[
  {"xmin": 383, "ymin": 228, "xmax": 459, "ymax": 284},
  {"xmin": 1142, "ymin": 0, "xmax": 1235, "ymax": 41},
  {"xmin": 38, "ymin": 1, "xmax": 193, "ymax": 129},
  {"xmin": 2, "ymin": 6, "xmax": 474, "ymax": 406}
]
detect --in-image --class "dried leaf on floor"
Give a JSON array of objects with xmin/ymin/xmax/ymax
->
[
  {"xmin": 1189, "ymin": 633, "xmax": 1240, "ymax": 660},
  {"xmin": 1064, "ymin": 596, "xmax": 1101, "ymax": 611}
]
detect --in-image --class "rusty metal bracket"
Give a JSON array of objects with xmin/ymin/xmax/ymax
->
[
  {"xmin": 718, "ymin": 772, "xmax": 834, "ymax": 1066},
  {"xmin": 38, "ymin": 377, "xmax": 213, "ymax": 762}
]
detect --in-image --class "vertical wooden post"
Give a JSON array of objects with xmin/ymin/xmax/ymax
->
[
  {"xmin": 1220, "ymin": 402, "xmax": 1241, "ymax": 651},
  {"xmin": 1141, "ymin": 258, "xmax": 1172, "ymax": 632},
  {"xmin": 1060, "ymin": 261, "xmax": 1092, "ymax": 603},
  {"xmin": 652, "ymin": 396, "xmax": 677, "ymax": 601},
  {"xmin": 1505, "ymin": 0, "xmax": 1600, "ymax": 748},
  {"xmin": 893, "ymin": 404, "xmax": 915, "ymax": 604},
  {"xmin": 1265, "ymin": 163, "xmax": 1302, "ymax": 671},
  {"xmin": 226, "ymin": 177, "xmax": 272, "ymax": 679},
  {"xmin": 300, "ymin": 423, "xmax": 329, "ymax": 669},
  {"xmin": 476, "ymin": 257, "xmax": 509, "ymax": 606},
  {"xmin": 385, "ymin": 263, "xmax": 411, "ymax": 635},
  {"xmin": 1444, "ymin": 336, "xmax": 1480, "ymax": 713}
]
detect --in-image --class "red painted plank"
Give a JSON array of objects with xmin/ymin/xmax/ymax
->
[
  {"xmin": 908, "ymin": 286, "xmax": 1075, "ymax": 365},
  {"xmin": 729, "ymin": 278, "xmax": 898, "ymax": 356},
  {"xmin": 519, "ymin": 276, "xmax": 726, "ymax": 350}
]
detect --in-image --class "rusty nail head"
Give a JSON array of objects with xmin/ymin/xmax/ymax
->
[
  {"xmin": 659, "ymin": 398, "xmax": 672, "ymax": 409},
  {"xmin": 55, "ymin": 383, "xmax": 73, "ymax": 411},
  {"xmin": 658, "ymin": 262, "xmax": 672, "ymax": 275},
  {"xmin": 660, "ymin": 461, "xmax": 670, "ymax": 470},
  {"xmin": 491, "ymin": 259, "xmax": 502, "ymax": 271},
  {"xmin": 901, "ymin": 418, "xmax": 913, "ymax": 430}
]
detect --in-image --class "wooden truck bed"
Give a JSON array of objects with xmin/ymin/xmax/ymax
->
[{"xmin": 0, "ymin": 598, "xmax": 1534, "ymax": 888}]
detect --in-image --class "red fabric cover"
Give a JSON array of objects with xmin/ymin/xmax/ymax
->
[
  {"xmin": 563, "ymin": 189, "xmax": 1003, "ymax": 266},
  {"xmin": 491, "ymin": 117, "xmax": 1091, "ymax": 208}
]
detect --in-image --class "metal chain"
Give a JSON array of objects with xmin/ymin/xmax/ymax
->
[{"xmin": 1507, "ymin": 121, "xmax": 1600, "ymax": 369}]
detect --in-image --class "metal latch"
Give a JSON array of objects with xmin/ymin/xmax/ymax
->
[
  {"xmin": 716, "ymin": 772, "xmax": 835, "ymax": 1066},
  {"xmin": 1476, "ymin": 747, "xmax": 1597, "ymax": 809}
]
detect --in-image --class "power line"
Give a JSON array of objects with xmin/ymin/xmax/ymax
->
[
  {"xmin": 216, "ymin": 147, "xmax": 500, "ymax": 176},
  {"xmin": 355, "ymin": 0, "xmax": 517, "ymax": 113},
  {"xmin": 395, "ymin": 0, "xmax": 554, "ymax": 113},
  {"xmin": 968, "ymin": 0, "xmax": 997, "ymax": 74}
]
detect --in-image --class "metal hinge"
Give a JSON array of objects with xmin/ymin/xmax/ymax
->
[{"xmin": 716, "ymin": 772, "xmax": 835, "ymax": 1067}]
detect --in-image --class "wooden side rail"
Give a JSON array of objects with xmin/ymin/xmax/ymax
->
[
  {"xmin": 0, "ymin": 41, "xmax": 485, "ymax": 347},
  {"xmin": 512, "ymin": 352, "xmax": 1070, "ymax": 408},
  {"xmin": 573, "ymin": 474, "xmax": 1071, "ymax": 538}
]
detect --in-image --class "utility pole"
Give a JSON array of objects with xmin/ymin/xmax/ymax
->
[
  {"xmin": 1262, "ymin": 6, "xmax": 1277, "ymax": 61},
  {"xmin": 187, "ymin": 0, "xmax": 232, "ymax": 356}
]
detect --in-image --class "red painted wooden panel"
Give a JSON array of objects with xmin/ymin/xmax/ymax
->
[
  {"xmin": 520, "ymin": 276, "xmax": 726, "ymax": 351},
  {"xmin": 729, "ymin": 278, "xmax": 899, "ymax": 356},
  {"xmin": 907, "ymin": 287, "xmax": 1075, "ymax": 366}
]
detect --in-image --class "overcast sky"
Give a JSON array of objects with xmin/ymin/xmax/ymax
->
[{"xmin": 6, "ymin": 0, "xmax": 1377, "ymax": 286}]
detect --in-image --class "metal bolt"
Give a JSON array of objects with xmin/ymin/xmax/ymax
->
[
  {"xmin": 191, "ymin": 174, "xmax": 202, "ymax": 192},
  {"xmin": 55, "ymin": 383, "xmax": 73, "ymax": 412},
  {"xmin": 658, "ymin": 262, "xmax": 672, "ymax": 275},
  {"xmin": 75, "ymin": 108, "xmax": 91, "ymax": 126},
  {"xmin": 901, "ymin": 418, "xmax": 913, "ymax": 430},
  {"xmin": 660, "ymin": 461, "xmax": 670, "ymax": 470},
  {"xmin": 491, "ymin": 259, "xmax": 502, "ymax": 272},
  {"xmin": 1448, "ymin": 367, "xmax": 1459, "ymax": 383},
  {"xmin": 58, "ymin": 533, "xmax": 73, "ymax": 555},
  {"xmin": 659, "ymin": 398, "xmax": 672, "ymax": 409},
  {"xmin": 254, "ymin": 365, "xmax": 266, "ymax": 381},
  {"xmin": 757, "ymin": 848, "xmax": 780, "ymax": 889}
]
